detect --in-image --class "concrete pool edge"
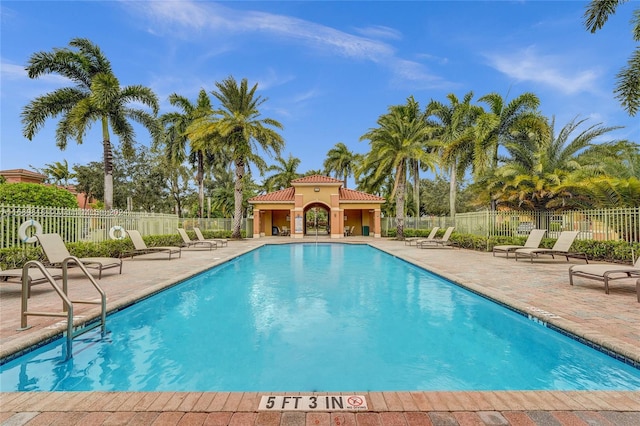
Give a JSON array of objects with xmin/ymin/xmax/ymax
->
[{"xmin": 1, "ymin": 390, "xmax": 640, "ymax": 420}]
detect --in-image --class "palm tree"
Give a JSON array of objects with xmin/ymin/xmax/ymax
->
[
  {"xmin": 188, "ymin": 76, "xmax": 284, "ymax": 238},
  {"xmin": 22, "ymin": 38, "xmax": 160, "ymax": 209},
  {"xmin": 426, "ymin": 92, "xmax": 483, "ymax": 218},
  {"xmin": 360, "ymin": 98, "xmax": 437, "ymax": 239},
  {"xmin": 475, "ymin": 92, "xmax": 541, "ymax": 174},
  {"xmin": 208, "ymin": 168, "xmax": 261, "ymax": 219},
  {"xmin": 161, "ymin": 89, "xmax": 218, "ymax": 218},
  {"xmin": 264, "ymin": 154, "xmax": 301, "ymax": 191},
  {"xmin": 490, "ymin": 117, "xmax": 623, "ymax": 211},
  {"xmin": 324, "ymin": 142, "xmax": 356, "ymax": 188},
  {"xmin": 584, "ymin": 0, "xmax": 640, "ymax": 116},
  {"xmin": 34, "ymin": 159, "xmax": 75, "ymax": 187}
]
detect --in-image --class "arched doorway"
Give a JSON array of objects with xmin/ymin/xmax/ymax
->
[{"xmin": 304, "ymin": 202, "xmax": 330, "ymax": 236}]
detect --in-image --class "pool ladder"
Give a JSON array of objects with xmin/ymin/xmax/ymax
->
[{"xmin": 19, "ymin": 258, "xmax": 107, "ymax": 359}]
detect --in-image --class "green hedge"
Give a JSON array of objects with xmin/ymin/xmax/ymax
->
[
  {"xmin": 0, "ymin": 183, "xmax": 78, "ymax": 208},
  {"xmin": 450, "ymin": 234, "xmax": 639, "ymax": 263},
  {"xmin": 386, "ymin": 228, "xmax": 639, "ymax": 264}
]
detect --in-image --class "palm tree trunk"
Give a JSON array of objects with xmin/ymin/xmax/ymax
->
[
  {"xmin": 101, "ymin": 118, "xmax": 114, "ymax": 210},
  {"xmin": 413, "ymin": 161, "xmax": 420, "ymax": 224},
  {"xmin": 197, "ymin": 151, "xmax": 204, "ymax": 218},
  {"xmin": 396, "ymin": 166, "xmax": 406, "ymax": 240},
  {"xmin": 102, "ymin": 139, "xmax": 114, "ymax": 210},
  {"xmin": 449, "ymin": 165, "xmax": 456, "ymax": 220},
  {"xmin": 232, "ymin": 158, "xmax": 245, "ymax": 239}
]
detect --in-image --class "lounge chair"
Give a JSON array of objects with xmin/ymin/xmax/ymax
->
[
  {"xmin": 1, "ymin": 264, "xmax": 63, "ymax": 297},
  {"xmin": 493, "ymin": 229, "xmax": 547, "ymax": 258},
  {"xmin": 569, "ymin": 255, "xmax": 640, "ymax": 296},
  {"xmin": 193, "ymin": 227, "xmax": 228, "ymax": 247},
  {"xmin": 177, "ymin": 228, "xmax": 216, "ymax": 251},
  {"xmin": 417, "ymin": 226, "xmax": 455, "ymax": 248},
  {"xmin": 344, "ymin": 225, "xmax": 355, "ymax": 236},
  {"xmin": 126, "ymin": 229, "xmax": 182, "ymax": 259},
  {"xmin": 407, "ymin": 227, "xmax": 440, "ymax": 246},
  {"xmin": 280, "ymin": 226, "xmax": 290, "ymax": 236},
  {"xmin": 36, "ymin": 233, "xmax": 123, "ymax": 279},
  {"xmin": 514, "ymin": 231, "xmax": 587, "ymax": 263}
]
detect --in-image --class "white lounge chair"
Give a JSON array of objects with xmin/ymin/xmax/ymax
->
[
  {"xmin": 406, "ymin": 227, "xmax": 439, "ymax": 246},
  {"xmin": 493, "ymin": 229, "xmax": 547, "ymax": 258},
  {"xmin": 126, "ymin": 229, "xmax": 181, "ymax": 259},
  {"xmin": 569, "ymin": 255, "xmax": 640, "ymax": 296},
  {"xmin": 514, "ymin": 231, "xmax": 587, "ymax": 263},
  {"xmin": 37, "ymin": 233, "xmax": 123, "ymax": 279},
  {"xmin": 177, "ymin": 228, "xmax": 216, "ymax": 250},
  {"xmin": 193, "ymin": 227, "xmax": 228, "ymax": 247},
  {"xmin": 417, "ymin": 227, "xmax": 454, "ymax": 248}
]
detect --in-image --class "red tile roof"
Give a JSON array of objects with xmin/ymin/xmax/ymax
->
[
  {"xmin": 249, "ymin": 185, "xmax": 385, "ymax": 203},
  {"xmin": 248, "ymin": 187, "xmax": 295, "ymax": 202},
  {"xmin": 339, "ymin": 188, "xmax": 385, "ymax": 202},
  {"xmin": 291, "ymin": 175, "xmax": 343, "ymax": 185}
]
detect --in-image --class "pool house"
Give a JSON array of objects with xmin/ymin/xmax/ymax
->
[{"xmin": 248, "ymin": 175, "xmax": 385, "ymax": 239}]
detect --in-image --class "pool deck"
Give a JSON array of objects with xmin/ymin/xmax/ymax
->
[{"xmin": 1, "ymin": 237, "xmax": 639, "ymax": 425}]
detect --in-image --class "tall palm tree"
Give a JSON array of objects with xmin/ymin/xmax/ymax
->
[
  {"xmin": 475, "ymin": 92, "xmax": 541, "ymax": 174},
  {"xmin": 264, "ymin": 154, "xmax": 301, "ymax": 191},
  {"xmin": 22, "ymin": 38, "xmax": 160, "ymax": 209},
  {"xmin": 360, "ymin": 98, "xmax": 437, "ymax": 239},
  {"xmin": 426, "ymin": 92, "xmax": 483, "ymax": 218},
  {"xmin": 188, "ymin": 76, "xmax": 284, "ymax": 238},
  {"xmin": 324, "ymin": 142, "xmax": 356, "ymax": 188},
  {"xmin": 161, "ymin": 89, "xmax": 218, "ymax": 218},
  {"xmin": 584, "ymin": 0, "xmax": 640, "ymax": 116}
]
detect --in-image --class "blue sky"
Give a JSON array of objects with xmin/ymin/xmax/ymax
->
[{"xmin": 1, "ymin": 1, "xmax": 638, "ymax": 185}]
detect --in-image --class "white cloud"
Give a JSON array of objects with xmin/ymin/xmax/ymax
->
[
  {"xmin": 354, "ymin": 25, "xmax": 402, "ymax": 40},
  {"xmin": 120, "ymin": 0, "xmax": 450, "ymax": 88},
  {"xmin": 0, "ymin": 61, "xmax": 26, "ymax": 80},
  {"xmin": 484, "ymin": 46, "xmax": 602, "ymax": 95}
]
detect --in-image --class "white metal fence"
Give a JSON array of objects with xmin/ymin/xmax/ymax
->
[
  {"xmin": 4, "ymin": 204, "xmax": 637, "ymax": 248},
  {"xmin": 181, "ymin": 217, "xmax": 252, "ymax": 236},
  {"xmin": 1, "ymin": 205, "xmax": 179, "ymax": 248},
  {"xmin": 383, "ymin": 207, "xmax": 640, "ymax": 242}
]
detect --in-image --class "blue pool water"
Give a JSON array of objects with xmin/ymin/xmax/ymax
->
[{"xmin": 1, "ymin": 243, "xmax": 640, "ymax": 392}]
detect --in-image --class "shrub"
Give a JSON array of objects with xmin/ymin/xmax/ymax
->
[{"xmin": 0, "ymin": 183, "xmax": 78, "ymax": 208}]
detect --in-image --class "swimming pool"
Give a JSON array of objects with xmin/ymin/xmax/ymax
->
[{"xmin": 1, "ymin": 243, "xmax": 639, "ymax": 391}]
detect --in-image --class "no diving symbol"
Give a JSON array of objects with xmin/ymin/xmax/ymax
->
[{"xmin": 347, "ymin": 396, "xmax": 364, "ymax": 407}]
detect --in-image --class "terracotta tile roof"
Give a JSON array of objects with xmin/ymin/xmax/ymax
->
[
  {"xmin": 339, "ymin": 187, "xmax": 386, "ymax": 202},
  {"xmin": 249, "ymin": 175, "xmax": 385, "ymax": 204},
  {"xmin": 291, "ymin": 175, "xmax": 343, "ymax": 185},
  {"xmin": 248, "ymin": 187, "xmax": 295, "ymax": 203}
]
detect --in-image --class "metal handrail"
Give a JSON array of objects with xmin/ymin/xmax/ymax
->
[
  {"xmin": 20, "ymin": 260, "xmax": 74, "ymax": 357},
  {"xmin": 60, "ymin": 256, "xmax": 107, "ymax": 334},
  {"xmin": 20, "ymin": 258, "xmax": 107, "ymax": 359}
]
